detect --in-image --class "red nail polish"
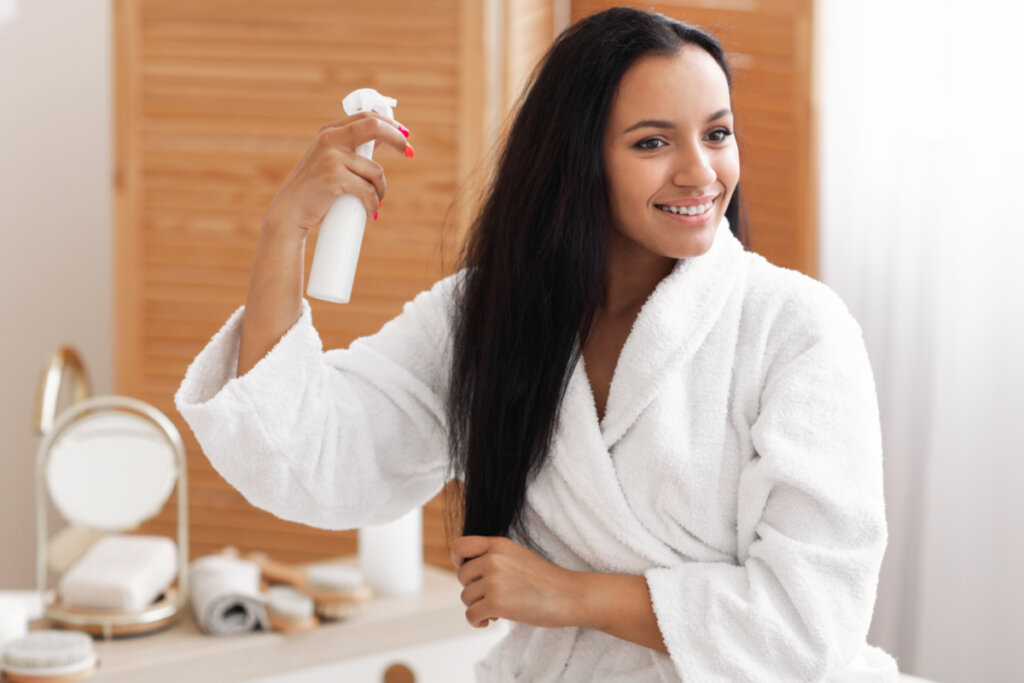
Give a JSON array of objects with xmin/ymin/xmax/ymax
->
[
  {"xmin": 398, "ymin": 125, "xmax": 410, "ymax": 138},
  {"xmin": 404, "ymin": 144, "xmax": 415, "ymax": 158},
  {"xmin": 373, "ymin": 211, "xmax": 379, "ymax": 221}
]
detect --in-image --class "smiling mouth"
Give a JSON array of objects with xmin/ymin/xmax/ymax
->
[{"xmin": 655, "ymin": 199, "xmax": 714, "ymax": 216}]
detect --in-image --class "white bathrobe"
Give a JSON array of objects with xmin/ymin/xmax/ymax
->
[{"xmin": 175, "ymin": 219, "xmax": 899, "ymax": 682}]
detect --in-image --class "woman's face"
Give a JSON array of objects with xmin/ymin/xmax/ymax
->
[{"xmin": 602, "ymin": 46, "xmax": 739, "ymax": 266}]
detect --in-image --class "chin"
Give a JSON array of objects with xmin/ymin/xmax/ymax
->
[{"xmin": 668, "ymin": 229, "xmax": 717, "ymax": 259}]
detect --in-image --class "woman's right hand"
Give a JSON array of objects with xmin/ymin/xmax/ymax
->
[{"xmin": 262, "ymin": 111, "xmax": 413, "ymax": 236}]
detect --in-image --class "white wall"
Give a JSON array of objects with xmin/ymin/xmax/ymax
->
[
  {"xmin": 0, "ymin": 0, "xmax": 112, "ymax": 588},
  {"xmin": 816, "ymin": 1, "xmax": 1024, "ymax": 681}
]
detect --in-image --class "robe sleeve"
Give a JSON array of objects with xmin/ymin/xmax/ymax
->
[
  {"xmin": 173, "ymin": 274, "xmax": 460, "ymax": 531},
  {"xmin": 644, "ymin": 288, "xmax": 890, "ymax": 681}
]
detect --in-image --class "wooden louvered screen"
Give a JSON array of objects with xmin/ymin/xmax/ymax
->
[
  {"xmin": 116, "ymin": 0, "xmax": 814, "ymax": 572},
  {"xmin": 114, "ymin": 0, "xmax": 544, "ymax": 570},
  {"xmin": 572, "ymin": 0, "xmax": 817, "ymax": 275}
]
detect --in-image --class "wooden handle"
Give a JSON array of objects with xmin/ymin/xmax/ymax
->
[
  {"xmin": 246, "ymin": 554, "xmax": 308, "ymax": 589},
  {"xmin": 242, "ymin": 553, "xmax": 372, "ymax": 606}
]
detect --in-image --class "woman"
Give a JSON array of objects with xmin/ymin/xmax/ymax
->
[{"xmin": 176, "ymin": 7, "xmax": 899, "ymax": 681}]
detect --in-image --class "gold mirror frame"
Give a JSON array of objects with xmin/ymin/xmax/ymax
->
[{"xmin": 34, "ymin": 347, "xmax": 189, "ymax": 639}]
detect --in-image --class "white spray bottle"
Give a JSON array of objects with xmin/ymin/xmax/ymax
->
[{"xmin": 306, "ymin": 88, "xmax": 398, "ymax": 303}]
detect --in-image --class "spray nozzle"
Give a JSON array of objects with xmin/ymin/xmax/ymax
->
[{"xmin": 342, "ymin": 88, "xmax": 398, "ymax": 119}]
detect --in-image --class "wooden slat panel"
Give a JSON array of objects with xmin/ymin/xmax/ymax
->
[
  {"xmin": 118, "ymin": 0, "xmax": 814, "ymax": 582},
  {"xmin": 571, "ymin": 0, "xmax": 816, "ymax": 274},
  {"xmin": 115, "ymin": 0, "xmax": 503, "ymax": 574},
  {"xmin": 115, "ymin": 0, "xmax": 144, "ymax": 399}
]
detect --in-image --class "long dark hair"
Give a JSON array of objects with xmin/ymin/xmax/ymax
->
[{"xmin": 446, "ymin": 7, "xmax": 747, "ymax": 541}]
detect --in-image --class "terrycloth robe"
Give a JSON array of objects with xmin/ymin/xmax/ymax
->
[{"xmin": 175, "ymin": 218, "xmax": 899, "ymax": 681}]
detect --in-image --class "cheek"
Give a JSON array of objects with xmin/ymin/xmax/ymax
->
[
  {"xmin": 605, "ymin": 156, "xmax": 641, "ymax": 211},
  {"xmin": 619, "ymin": 156, "xmax": 661, "ymax": 198},
  {"xmin": 719, "ymin": 148, "xmax": 740, "ymax": 189}
]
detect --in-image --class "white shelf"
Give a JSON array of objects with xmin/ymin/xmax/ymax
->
[{"xmin": 30, "ymin": 560, "xmax": 506, "ymax": 683}]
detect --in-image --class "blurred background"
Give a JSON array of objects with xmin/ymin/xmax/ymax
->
[{"xmin": 1, "ymin": 1, "xmax": 1021, "ymax": 681}]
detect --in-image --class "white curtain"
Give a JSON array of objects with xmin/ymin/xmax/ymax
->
[{"xmin": 816, "ymin": 1, "xmax": 1024, "ymax": 681}]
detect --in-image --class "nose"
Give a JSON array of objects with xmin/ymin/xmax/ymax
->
[{"xmin": 672, "ymin": 140, "xmax": 716, "ymax": 188}]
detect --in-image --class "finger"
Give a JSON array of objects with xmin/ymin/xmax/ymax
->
[
  {"xmin": 340, "ymin": 154, "xmax": 387, "ymax": 207},
  {"xmin": 466, "ymin": 602, "xmax": 497, "ymax": 629},
  {"xmin": 321, "ymin": 114, "xmax": 411, "ymax": 159},
  {"xmin": 456, "ymin": 555, "xmax": 489, "ymax": 587},
  {"xmin": 318, "ymin": 110, "xmax": 410, "ymax": 138},
  {"xmin": 373, "ymin": 136, "xmax": 408, "ymax": 153},
  {"xmin": 331, "ymin": 169, "xmax": 381, "ymax": 221},
  {"xmin": 459, "ymin": 580, "xmax": 486, "ymax": 608},
  {"xmin": 450, "ymin": 536, "xmax": 493, "ymax": 568}
]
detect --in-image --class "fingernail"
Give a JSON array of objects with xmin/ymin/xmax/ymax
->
[
  {"xmin": 404, "ymin": 143, "xmax": 415, "ymax": 158},
  {"xmin": 373, "ymin": 211, "xmax": 379, "ymax": 221},
  {"xmin": 398, "ymin": 125, "xmax": 410, "ymax": 138}
]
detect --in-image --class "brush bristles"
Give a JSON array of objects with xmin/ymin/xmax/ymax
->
[
  {"xmin": 264, "ymin": 585, "xmax": 314, "ymax": 620},
  {"xmin": 305, "ymin": 564, "xmax": 364, "ymax": 592},
  {"xmin": 2, "ymin": 629, "xmax": 95, "ymax": 669}
]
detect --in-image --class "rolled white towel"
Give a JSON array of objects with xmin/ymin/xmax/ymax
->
[
  {"xmin": 188, "ymin": 554, "xmax": 269, "ymax": 635},
  {"xmin": 57, "ymin": 534, "xmax": 177, "ymax": 612}
]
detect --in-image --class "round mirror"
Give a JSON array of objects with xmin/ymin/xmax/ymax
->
[{"xmin": 46, "ymin": 411, "xmax": 177, "ymax": 530}]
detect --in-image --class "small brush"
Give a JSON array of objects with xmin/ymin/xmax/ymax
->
[
  {"xmin": 306, "ymin": 563, "xmax": 370, "ymax": 621},
  {"xmin": 263, "ymin": 586, "xmax": 318, "ymax": 634},
  {"xmin": 245, "ymin": 553, "xmax": 371, "ymax": 621},
  {"xmin": 1, "ymin": 629, "xmax": 98, "ymax": 682}
]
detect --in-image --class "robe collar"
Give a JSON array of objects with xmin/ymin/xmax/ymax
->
[
  {"xmin": 577, "ymin": 217, "xmax": 747, "ymax": 450},
  {"xmin": 528, "ymin": 219, "xmax": 748, "ymax": 571}
]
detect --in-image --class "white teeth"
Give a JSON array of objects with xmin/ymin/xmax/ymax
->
[{"xmin": 657, "ymin": 201, "xmax": 713, "ymax": 216}]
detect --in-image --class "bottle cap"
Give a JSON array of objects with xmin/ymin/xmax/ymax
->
[{"xmin": 342, "ymin": 88, "xmax": 397, "ymax": 119}]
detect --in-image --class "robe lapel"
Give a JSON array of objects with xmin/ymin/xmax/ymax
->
[
  {"xmin": 529, "ymin": 363, "xmax": 683, "ymax": 573},
  {"xmin": 600, "ymin": 218, "xmax": 746, "ymax": 449},
  {"xmin": 527, "ymin": 219, "xmax": 748, "ymax": 573}
]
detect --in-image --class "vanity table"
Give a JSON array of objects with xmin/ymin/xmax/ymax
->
[{"xmin": 28, "ymin": 561, "xmax": 505, "ymax": 683}]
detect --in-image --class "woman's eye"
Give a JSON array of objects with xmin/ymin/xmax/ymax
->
[
  {"xmin": 706, "ymin": 128, "xmax": 734, "ymax": 143},
  {"xmin": 634, "ymin": 137, "xmax": 666, "ymax": 150}
]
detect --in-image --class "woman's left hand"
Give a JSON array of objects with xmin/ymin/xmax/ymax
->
[{"xmin": 450, "ymin": 536, "xmax": 584, "ymax": 629}]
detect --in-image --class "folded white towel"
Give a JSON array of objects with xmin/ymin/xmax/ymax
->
[
  {"xmin": 188, "ymin": 555, "xmax": 269, "ymax": 636},
  {"xmin": 57, "ymin": 534, "xmax": 177, "ymax": 612}
]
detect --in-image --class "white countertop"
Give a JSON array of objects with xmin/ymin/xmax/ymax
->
[{"xmin": 23, "ymin": 560, "xmax": 503, "ymax": 683}]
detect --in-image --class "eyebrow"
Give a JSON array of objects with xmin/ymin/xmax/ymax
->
[{"xmin": 622, "ymin": 108, "xmax": 732, "ymax": 134}]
